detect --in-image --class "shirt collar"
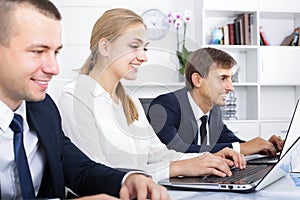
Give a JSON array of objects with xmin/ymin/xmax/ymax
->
[
  {"xmin": 0, "ymin": 100, "xmax": 26, "ymax": 132},
  {"xmin": 187, "ymin": 91, "xmax": 209, "ymax": 120},
  {"xmin": 78, "ymin": 74, "xmax": 108, "ymax": 97}
]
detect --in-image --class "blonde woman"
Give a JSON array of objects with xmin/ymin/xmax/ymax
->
[{"xmin": 58, "ymin": 8, "xmax": 246, "ymax": 182}]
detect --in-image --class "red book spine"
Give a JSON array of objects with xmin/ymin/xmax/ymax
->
[
  {"xmin": 228, "ymin": 23, "xmax": 235, "ymax": 45},
  {"xmin": 259, "ymin": 26, "xmax": 270, "ymax": 46}
]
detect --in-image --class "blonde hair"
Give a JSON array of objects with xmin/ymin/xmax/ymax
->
[{"xmin": 80, "ymin": 8, "xmax": 145, "ymax": 124}]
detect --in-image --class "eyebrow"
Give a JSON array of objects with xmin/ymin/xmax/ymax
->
[
  {"xmin": 28, "ymin": 43, "xmax": 63, "ymax": 51},
  {"xmin": 57, "ymin": 45, "xmax": 63, "ymax": 51},
  {"xmin": 134, "ymin": 38, "xmax": 150, "ymax": 46},
  {"xmin": 219, "ymin": 74, "xmax": 232, "ymax": 80}
]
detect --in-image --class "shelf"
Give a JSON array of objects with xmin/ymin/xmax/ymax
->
[
  {"xmin": 260, "ymin": 12, "xmax": 300, "ymax": 19},
  {"xmin": 260, "ymin": 84, "xmax": 300, "ymax": 87},
  {"xmin": 204, "ymin": 44, "xmax": 259, "ymax": 51},
  {"xmin": 224, "ymin": 119, "xmax": 259, "ymax": 123},
  {"xmin": 124, "ymin": 82, "xmax": 260, "ymax": 87},
  {"xmin": 259, "ymin": 119, "xmax": 291, "ymax": 123},
  {"xmin": 259, "ymin": 0, "xmax": 300, "ymax": 13},
  {"xmin": 123, "ymin": 81, "xmax": 185, "ymax": 87},
  {"xmin": 203, "ymin": 0, "xmax": 259, "ymax": 11},
  {"xmin": 205, "ymin": 10, "xmax": 255, "ymax": 18},
  {"xmin": 260, "ymin": 13, "xmax": 300, "ymax": 46},
  {"xmin": 233, "ymin": 82, "xmax": 258, "ymax": 86},
  {"xmin": 123, "ymin": 81, "xmax": 260, "ymax": 87},
  {"xmin": 200, "ymin": 0, "xmax": 300, "ymax": 137},
  {"xmin": 259, "ymin": 46, "xmax": 300, "ymax": 49}
]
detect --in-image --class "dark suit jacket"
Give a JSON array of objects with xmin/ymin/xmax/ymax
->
[
  {"xmin": 26, "ymin": 94, "xmax": 125, "ymax": 198},
  {"xmin": 147, "ymin": 87, "xmax": 244, "ymax": 153}
]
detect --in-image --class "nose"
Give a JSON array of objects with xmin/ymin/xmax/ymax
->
[
  {"xmin": 225, "ymin": 79, "xmax": 234, "ymax": 92},
  {"xmin": 137, "ymin": 48, "xmax": 148, "ymax": 62},
  {"xmin": 42, "ymin": 54, "xmax": 60, "ymax": 75}
]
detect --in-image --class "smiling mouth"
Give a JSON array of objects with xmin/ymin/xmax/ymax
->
[
  {"xmin": 34, "ymin": 80, "xmax": 49, "ymax": 85},
  {"xmin": 130, "ymin": 64, "xmax": 140, "ymax": 69},
  {"xmin": 32, "ymin": 78, "xmax": 50, "ymax": 90}
]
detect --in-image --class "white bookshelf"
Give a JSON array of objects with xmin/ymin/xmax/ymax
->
[{"xmin": 195, "ymin": 0, "xmax": 300, "ymax": 140}]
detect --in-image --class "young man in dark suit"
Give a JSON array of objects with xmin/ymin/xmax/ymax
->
[
  {"xmin": 147, "ymin": 47, "xmax": 284, "ymax": 156},
  {"xmin": 0, "ymin": 0, "xmax": 169, "ymax": 199}
]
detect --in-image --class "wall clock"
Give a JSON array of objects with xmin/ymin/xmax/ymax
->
[{"xmin": 141, "ymin": 9, "xmax": 170, "ymax": 40}]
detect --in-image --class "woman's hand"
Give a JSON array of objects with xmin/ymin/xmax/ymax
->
[
  {"xmin": 170, "ymin": 150, "xmax": 245, "ymax": 178},
  {"xmin": 214, "ymin": 147, "xmax": 246, "ymax": 169}
]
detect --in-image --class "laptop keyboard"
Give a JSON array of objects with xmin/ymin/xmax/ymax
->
[
  {"xmin": 203, "ymin": 165, "xmax": 269, "ymax": 183},
  {"xmin": 247, "ymin": 155, "xmax": 279, "ymax": 164}
]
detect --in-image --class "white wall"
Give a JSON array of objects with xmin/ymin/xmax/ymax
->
[{"xmin": 49, "ymin": 0, "xmax": 198, "ymax": 102}]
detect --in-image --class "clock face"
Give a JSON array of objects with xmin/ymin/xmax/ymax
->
[{"xmin": 142, "ymin": 9, "xmax": 170, "ymax": 40}]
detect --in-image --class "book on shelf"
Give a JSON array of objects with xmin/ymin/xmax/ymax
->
[
  {"xmin": 234, "ymin": 18, "xmax": 241, "ymax": 45},
  {"xmin": 281, "ymin": 27, "xmax": 300, "ymax": 46},
  {"xmin": 291, "ymin": 30, "xmax": 299, "ymax": 46},
  {"xmin": 249, "ymin": 13, "xmax": 254, "ymax": 45},
  {"xmin": 281, "ymin": 33, "xmax": 294, "ymax": 46},
  {"xmin": 218, "ymin": 27, "xmax": 224, "ymax": 45},
  {"xmin": 296, "ymin": 31, "xmax": 300, "ymax": 46},
  {"xmin": 260, "ymin": 37, "xmax": 264, "ymax": 45},
  {"xmin": 259, "ymin": 26, "xmax": 271, "ymax": 46},
  {"xmin": 238, "ymin": 17, "xmax": 244, "ymax": 45},
  {"xmin": 228, "ymin": 23, "xmax": 235, "ymax": 45},
  {"xmin": 238, "ymin": 13, "xmax": 250, "ymax": 45},
  {"xmin": 222, "ymin": 25, "xmax": 229, "ymax": 45}
]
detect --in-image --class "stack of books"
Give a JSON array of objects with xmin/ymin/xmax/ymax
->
[{"xmin": 212, "ymin": 13, "xmax": 255, "ymax": 45}]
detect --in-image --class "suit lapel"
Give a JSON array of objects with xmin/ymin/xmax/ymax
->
[
  {"xmin": 209, "ymin": 106, "xmax": 224, "ymax": 144},
  {"xmin": 176, "ymin": 88, "xmax": 198, "ymax": 143},
  {"xmin": 26, "ymin": 101, "xmax": 65, "ymax": 197}
]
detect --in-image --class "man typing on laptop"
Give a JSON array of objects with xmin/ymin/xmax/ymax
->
[
  {"xmin": 147, "ymin": 47, "xmax": 284, "ymax": 156},
  {"xmin": 159, "ymin": 98, "xmax": 300, "ymax": 192}
]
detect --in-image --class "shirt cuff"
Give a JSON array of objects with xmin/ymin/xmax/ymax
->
[
  {"xmin": 232, "ymin": 142, "xmax": 240, "ymax": 153},
  {"xmin": 121, "ymin": 171, "xmax": 154, "ymax": 185}
]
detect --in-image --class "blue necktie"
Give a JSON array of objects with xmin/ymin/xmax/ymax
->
[{"xmin": 10, "ymin": 113, "xmax": 35, "ymax": 199}]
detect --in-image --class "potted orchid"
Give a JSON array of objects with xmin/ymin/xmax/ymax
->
[{"xmin": 168, "ymin": 10, "xmax": 192, "ymax": 75}]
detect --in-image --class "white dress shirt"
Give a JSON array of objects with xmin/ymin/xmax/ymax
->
[
  {"xmin": 58, "ymin": 74, "xmax": 200, "ymax": 182},
  {"xmin": 0, "ymin": 100, "xmax": 45, "ymax": 199},
  {"xmin": 187, "ymin": 91, "xmax": 240, "ymax": 152},
  {"xmin": 187, "ymin": 91, "xmax": 210, "ymax": 145}
]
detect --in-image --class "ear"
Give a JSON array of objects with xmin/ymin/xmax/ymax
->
[
  {"xmin": 191, "ymin": 72, "xmax": 203, "ymax": 88},
  {"xmin": 98, "ymin": 38, "xmax": 109, "ymax": 56}
]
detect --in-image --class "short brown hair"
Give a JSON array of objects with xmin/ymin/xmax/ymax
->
[
  {"xmin": 0, "ymin": 0, "xmax": 61, "ymax": 46},
  {"xmin": 185, "ymin": 47, "xmax": 237, "ymax": 90}
]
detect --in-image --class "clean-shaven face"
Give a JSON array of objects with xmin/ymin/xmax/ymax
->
[
  {"xmin": 203, "ymin": 65, "xmax": 234, "ymax": 106},
  {"xmin": 108, "ymin": 23, "xmax": 149, "ymax": 81},
  {"xmin": 0, "ymin": 6, "xmax": 62, "ymax": 110}
]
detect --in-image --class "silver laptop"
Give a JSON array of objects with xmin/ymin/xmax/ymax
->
[
  {"xmin": 247, "ymin": 99, "xmax": 300, "ymax": 164},
  {"xmin": 159, "ymin": 100, "xmax": 300, "ymax": 193}
]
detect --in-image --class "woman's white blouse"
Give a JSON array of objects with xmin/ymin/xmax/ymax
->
[{"xmin": 58, "ymin": 74, "xmax": 199, "ymax": 181}]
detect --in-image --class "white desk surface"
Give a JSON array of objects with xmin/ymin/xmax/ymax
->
[{"xmin": 167, "ymin": 173, "xmax": 300, "ymax": 200}]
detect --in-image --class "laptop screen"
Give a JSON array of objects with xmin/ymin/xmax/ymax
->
[{"xmin": 279, "ymin": 99, "xmax": 300, "ymax": 159}]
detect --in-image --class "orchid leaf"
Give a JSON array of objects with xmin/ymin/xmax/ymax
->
[{"xmin": 177, "ymin": 45, "xmax": 191, "ymax": 75}]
